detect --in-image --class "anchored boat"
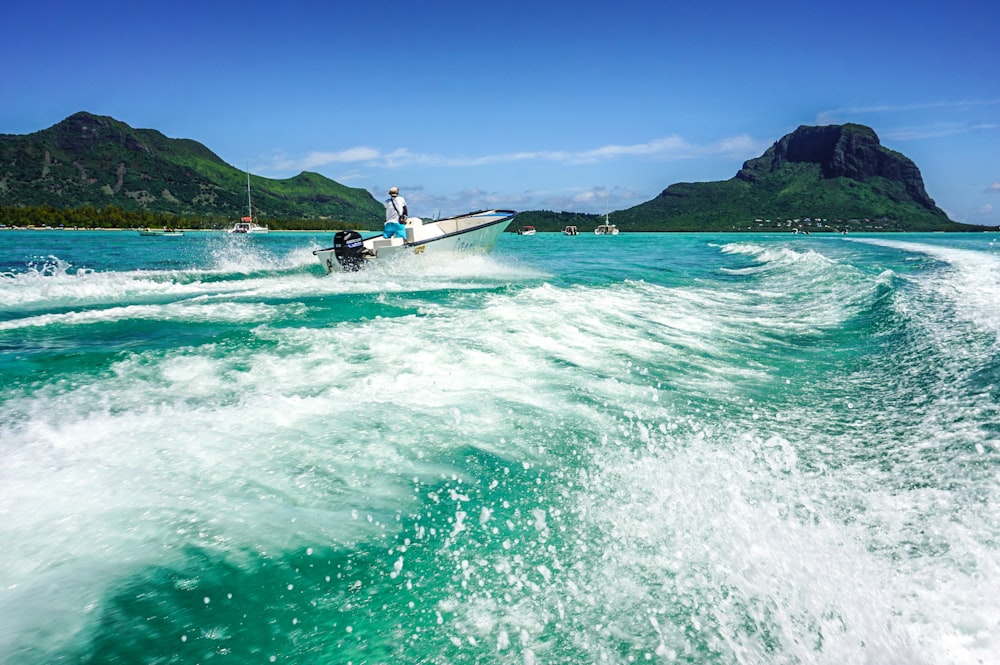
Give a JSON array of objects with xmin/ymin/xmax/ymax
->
[
  {"xmin": 314, "ymin": 209, "xmax": 516, "ymax": 273},
  {"xmin": 594, "ymin": 191, "xmax": 618, "ymax": 235},
  {"xmin": 138, "ymin": 228, "xmax": 184, "ymax": 237},
  {"xmin": 229, "ymin": 166, "xmax": 268, "ymax": 234}
]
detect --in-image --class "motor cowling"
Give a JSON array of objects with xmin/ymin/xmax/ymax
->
[{"xmin": 333, "ymin": 230, "xmax": 365, "ymax": 271}]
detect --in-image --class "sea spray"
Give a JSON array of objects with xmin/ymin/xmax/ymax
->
[{"xmin": 1, "ymin": 231, "xmax": 997, "ymax": 664}]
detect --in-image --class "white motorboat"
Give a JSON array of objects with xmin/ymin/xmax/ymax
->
[
  {"xmin": 138, "ymin": 227, "xmax": 184, "ymax": 237},
  {"xmin": 313, "ymin": 209, "xmax": 516, "ymax": 273},
  {"xmin": 229, "ymin": 166, "xmax": 268, "ymax": 234},
  {"xmin": 517, "ymin": 225, "xmax": 536, "ymax": 236},
  {"xmin": 563, "ymin": 225, "xmax": 578, "ymax": 236}
]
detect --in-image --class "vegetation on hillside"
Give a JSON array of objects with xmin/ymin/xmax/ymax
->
[
  {"xmin": 611, "ymin": 163, "xmax": 972, "ymax": 232},
  {"xmin": 0, "ymin": 205, "xmax": 367, "ymax": 231},
  {"xmin": 516, "ymin": 125, "xmax": 987, "ymax": 233},
  {"xmin": 3, "ymin": 116, "xmax": 992, "ymax": 232},
  {"xmin": 0, "ymin": 112, "xmax": 384, "ymax": 225}
]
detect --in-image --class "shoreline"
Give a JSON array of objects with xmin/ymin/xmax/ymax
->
[
  {"xmin": 1, "ymin": 226, "xmax": 992, "ymax": 234},
  {"xmin": 0, "ymin": 226, "xmax": 349, "ymax": 233}
]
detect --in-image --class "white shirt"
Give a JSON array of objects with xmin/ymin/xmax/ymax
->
[{"xmin": 385, "ymin": 195, "xmax": 407, "ymax": 223}]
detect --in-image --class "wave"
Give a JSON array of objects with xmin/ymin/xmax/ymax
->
[
  {"xmin": 0, "ymin": 247, "xmax": 545, "ymax": 315},
  {"xmin": 2, "ymin": 233, "xmax": 997, "ymax": 663},
  {"xmin": 0, "ymin": 301, "xmax": 296, "ymax": 331},
  {"xmin": 848, "ymin": 237, "xmax": 1000, "ymax": 342},
  {"xmin": 715, "ymin": 240, "xmax": 900, "ymax": 340}
]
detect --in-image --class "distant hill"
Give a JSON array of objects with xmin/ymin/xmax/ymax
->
[
  {"xmin": 517, "ymin": 123, "xmax": 975, "ymax": 232},
  {"xmin": 0, "ymin": 112, "xmax": 383, "ymax": 225}
]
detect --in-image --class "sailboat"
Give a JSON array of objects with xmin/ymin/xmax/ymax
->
[
  {"xmin": 594, "ymin": 190, "xmax": 618, "ymax": 235},
  {"xmin": 229, "ymin": 165, "xmax": 268, "ymax": 234}
]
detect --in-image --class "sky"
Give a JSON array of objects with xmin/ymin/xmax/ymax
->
[{"xmin": 3, "ymin": 0, "xmax": 999, "ymax": 225}]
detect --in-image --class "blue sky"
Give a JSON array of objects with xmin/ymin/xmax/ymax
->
[{"xmin": 3, "ymin": 0, "xmax": 999, "ymax": 224}]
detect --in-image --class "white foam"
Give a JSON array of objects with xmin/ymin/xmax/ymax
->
[
  {"xmin": 2, "ymin": 236, "xmax": 997, "ymax": 662},
  {"xmin": 0, "ymin": 301, "xmax": 292, "ymax": 330},
  {"xmin": 849, "ymin": 237, "xmax": 1000, "ymax": 341},
  {"xmin": 438, "ymin": 407, "xmax": 997, "ymax": 663}
]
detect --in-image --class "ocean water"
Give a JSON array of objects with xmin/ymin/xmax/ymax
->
[{"xmin": 1, "ymin": 229, "xmax": 998, "ymax": 665}]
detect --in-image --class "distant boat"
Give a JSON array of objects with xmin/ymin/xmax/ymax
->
[
  {"xmin": 229, "ymin": 165, "xmax": 268, "ymax": 234},
  {"xmin": 229, "ymin": 220, "xmax": 267, "ymax": 234},
  {"xmin": 563, "ymin": 225, "xmax": 578, "ymax": 236},
  {"xmin": 517, "ymin": 225, "xmax": 536, "ymax": 236},
  {"xmin": 138, "ymin": 227, "xmax": 184, "ymax": 237},
  {"xmin": 594, "ymin": 191, "xmax": 618, "ymax": 235}
]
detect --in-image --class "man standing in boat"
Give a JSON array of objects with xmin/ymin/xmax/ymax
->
[{"xmin": 383, "ymin": 186, "xmax": 408, "ymax": 239}]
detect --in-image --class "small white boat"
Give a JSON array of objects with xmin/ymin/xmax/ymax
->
[
  {"xmin": 138, "ymin": 228, "xmax": 184, "ymax": 237},
  {"xmin": 314, "ymin": 209, "xmax": 516, "ymax": 273},
  {"xmin": 517, "ymin": 225, "xmax": 536, "ymax": 236},
  {"xmin": 563, "ymin": 225, "xmax": 578, "ymax": 236},
  {"xmin": 229, "ymin": 166, "xmax": 268, "ymax": 234}
]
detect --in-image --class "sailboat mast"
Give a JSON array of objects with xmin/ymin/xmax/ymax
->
[{"xmin": 246, "ymin": 164, "xmax": 253, "ymax": 220}]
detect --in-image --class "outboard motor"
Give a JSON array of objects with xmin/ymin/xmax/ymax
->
[{"xmin": 333, "ymin": 230, "xmax": 365, "ymax": 271}]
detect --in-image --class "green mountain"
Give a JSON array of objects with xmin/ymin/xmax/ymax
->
[
  {"xmin": 0, "ymin": 112, "xmax": 383, "ymax": 225},
  {"xmin": 517, "ymin": 123, "xmax": 975, "ymax": 232},
  {"xmin": 1, "ymin": 117, "xmax": 979, "ymax": 232}
]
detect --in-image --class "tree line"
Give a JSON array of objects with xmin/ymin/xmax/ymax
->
[{"xmin": 0, "ymin": 205, "xmax": 366, "ymax": 231}]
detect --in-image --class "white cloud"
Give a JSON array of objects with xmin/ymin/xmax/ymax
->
[
  {"xmin": 571, "ymin": 136, "xmax": 690, "ymax": 162},
  {"xmin": 818, "ymin": 98, "xmax": 1000, "ymax": 123},
  {"xmin": 402, "ymin": 182, "xmax": 649, "ymax": 218},
  {"xmin": 713, "ymin": 134, "xmax": 759, "ymax": 155},
  {"xmin": 882, "ymin": 122, "xmax": 999, "ymax": 141},
  {"xmin": 264, "ymin": 133, "xmax": 762, "ymax": 174},
  {"xmin": 816, "ymin": 98, "xmax": 1000, "ymax": 142},
  {"xmin": 986, "ymin": 183, "xmax": 1000, "ymax": 194},
  {"xmin": 572, "ymin": 190, "xmax": 603, "ymax": 204},
  {"xmin": 270, "ymin": 147, "xmax": 380, "ymax": 171}
]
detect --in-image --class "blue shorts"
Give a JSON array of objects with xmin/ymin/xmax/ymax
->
[{"xmin": 383, "ymin": 222, "xmax": 407, "ymax": 239}]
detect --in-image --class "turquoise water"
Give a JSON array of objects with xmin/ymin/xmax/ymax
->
[{"xmin": 1, "ymin": 229, "xmax": 998, "ymax": 664}]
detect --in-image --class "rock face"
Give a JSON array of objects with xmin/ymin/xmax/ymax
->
[{"xmin": 736, "ymin": 123, "xmax": 939, "ymax": 211}]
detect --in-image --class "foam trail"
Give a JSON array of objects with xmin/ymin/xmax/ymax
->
[
  {"xmin": 849, "ymin": 237, "xmax": 1000, "ymax": 340},
  {"xmin": 1, "ymin": 232, "xmax": 997, "ymax": 663}
]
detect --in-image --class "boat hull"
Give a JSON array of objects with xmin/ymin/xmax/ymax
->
[
  {"xmin": 229, "ymin": 222, "xmax": 268, "ymax": 234},
  {"xmin": 314, "ymin": 209, "xmax": 516, "ymax": 273}
]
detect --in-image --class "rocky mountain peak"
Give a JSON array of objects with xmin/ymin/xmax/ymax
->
[
  {"xmin": 52, "ymin": 111, "xmax": 152, "ymax": 154},
  {"xmin": 737, "ymin": 123, "xmax": 939, "ymax": 211}
]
